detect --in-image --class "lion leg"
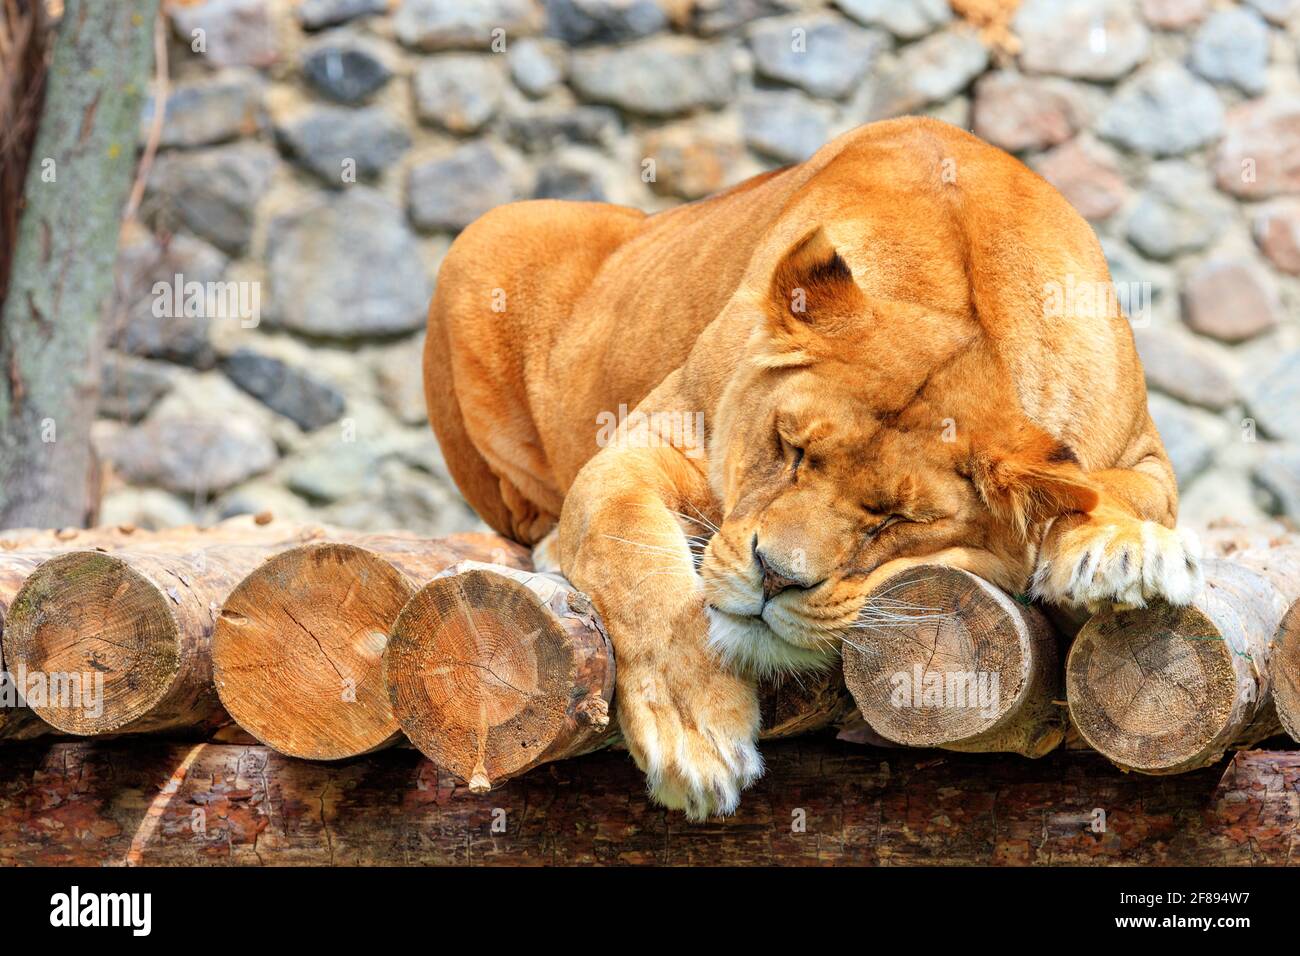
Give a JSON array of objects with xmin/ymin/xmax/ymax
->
[
  {"xmin": 1032, "ymin": 434, "xmax": 1203, "ymax": 611},
  {"xmin": 557, "ymin": 442, "xmax": 762, "ymax": 821}
]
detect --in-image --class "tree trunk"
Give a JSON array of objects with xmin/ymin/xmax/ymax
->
[
  {"xmin": 1067, "ymin": 547, "xmax": 1300, "ymax": 774},
  {"xmin": 212, "ymin": 537, "xmax": 530, "ymax": 761},
  {"xmin": 0, "ymin": 0, "xmax": 161, "ymax": 529},
  {"xmin": 840, "ymin": 565, "xmax": 1066, "ymax": 758},
  {"xmin": 1, "ymin": 738, "xmax": 1295, "ymax": 865}
]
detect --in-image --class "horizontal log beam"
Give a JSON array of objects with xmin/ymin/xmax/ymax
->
[{"xmin": 0, "ymin": 739, "xmax": 1296, "ymax": 865}]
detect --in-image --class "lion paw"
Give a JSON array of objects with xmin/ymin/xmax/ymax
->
[
  {"xmin": 1033, "ymin": 519, "xmax": 1203, "ymax": 611},
  {"xmin": 618, "ymin": 670, "xmax": 763, "ymax": 821}
]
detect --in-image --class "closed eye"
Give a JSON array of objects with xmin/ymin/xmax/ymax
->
[
  {"xmin": 864, "ymin": 513, "xmax": 908, "ymax": 536},
  {"xmin": 777, "ymin": 432, "xmax": 804, "ymax": 477}
]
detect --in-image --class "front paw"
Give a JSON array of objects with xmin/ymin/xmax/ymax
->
[
  {"xmin": 1033, "ymin": 518, "xmax": 1203, "ymax": 611},
  {"xmin": 618, "ymin": 664, "xmax": 763, "ymax": 821}
]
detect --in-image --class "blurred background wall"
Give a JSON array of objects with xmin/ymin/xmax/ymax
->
[{"xmin": 96, "ymin": 0, "xmax": 1300, "ymax": 534}]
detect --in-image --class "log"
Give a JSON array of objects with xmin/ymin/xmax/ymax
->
[
  {"xmin": 840, "ymin": 565, "xmax": 1066, "ymax": 758},
  {"xmin": 1274, "ymin": 600, "xmax": 1300, "ymax": 743},
  {"xmin": 212, "ymin": 536, "xmax": 529, "ymax": 761},
  {"xmin": 1067, "ymin": 546, "xmax": 1300, "ymax": 774},
  {"xmin": 1, "ymin": 545, "xmax": 282, "ymax": 735},
  {"xmin": 1, "ymin": 738, "xmax": 1296, "ymax": 865},
  {"xmin": 384, "ymin": 562, "xmax": 860, "ymax": 792}
]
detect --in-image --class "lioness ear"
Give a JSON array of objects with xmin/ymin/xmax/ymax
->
[
  {"xmin": 968, "ymin": 428, "xmax": 1099, "ymax": 537},
  {"xmin": 767, "ymin": 226, "xmax": 865, "ymax": 334}
]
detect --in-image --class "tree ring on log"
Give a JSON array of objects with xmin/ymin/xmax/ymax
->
[
  {"xmin": 1275, "ymin": 601, "xmax": 1300, "ymax": 742},
  {"xmin": 213, "ymin": 543, "xmax": 409, "ymax": 760},
  {"xmin": 385, "ymin": 567, "xmax": 611, "ymax": 791},
  {"xmin": 1066, "ymin": 603, "xmax": 1238, "ymax": 773},
  {"xmin": 3, "ymin": 551, "xmax": 178, "ymax": 734},
  {"xmin": 840, "ymin": 565, "xmax": 1045, "ymax": 749}
]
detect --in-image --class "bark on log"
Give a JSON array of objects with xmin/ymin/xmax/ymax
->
[
  {"xmin": 1, "ymin": 738, "xmax": 1296, "ymax": 865},
  {"xmin": 1067, "ymin": 546, "xmax": 1300, "ymax": 774},
  {"xmin": 212, "ymin": 536, "xmax": 529, "ymax": 761},
  {"xmin": 0, "ymin": 0, "xmax": 162, "ymax": 528},
  {"xmin": 840, "ymin": 565, "xmax": 1066, "ymax": 758},
  {"xmin": 384, "ymin": 562, "xmax": 860, "ymax": 792}
]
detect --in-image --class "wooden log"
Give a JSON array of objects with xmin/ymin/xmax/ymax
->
[
  {"xmin": 1067, "ymin": 546, "xmax": 1300, "ymax": 774},
  {"xmin": 213, "ymin": 536, "xmax": 529, "ymax": 761},
  {"xmin": 0, "ymin": 551, "xmax": 54, "ymax": 741},
  {"xmin": 840, "ymin": 565, "xmax": 1066, "ymax": 758},
  {"xmin": 1, "ymin": 738, "xmax": 1296, "ymax": 865},
  {"xmin": 1269, "ymin": 598, "xmax": 1300, "ymax": 744},
  {"xmin": 384, "ymin": 562, "xmax": 860, "ymax": 792},
  {"xmin": 1, "ymin": 544, "xmax": 287, "ymax": 735}
]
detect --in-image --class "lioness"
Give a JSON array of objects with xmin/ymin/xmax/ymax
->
[{"xmin": 423, "ymin": 118, "xmax": 1202, "ymax": 819}]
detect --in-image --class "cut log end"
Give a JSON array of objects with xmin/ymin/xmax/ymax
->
[
  {"xmin": 1269, "ymin": 600, "xmax": 1300, "ymax": 743},
  {"xmin": 3, "ymin": 551, "xmax": 179, "ymax": 735},
  {"xmin": 212, "ymin": 543, "xmax": 409, "ymax": 761},
  {"xmin": 841, "ymin": 565, "xmax": 1064, "ymax": 758},
  {"xmin": 1067, "ymin": 603, "xmax": 1242, "ymax": 774},
  {"xmin": 385, "ymin": 565, "xmax": 614, "ymax": 791}
]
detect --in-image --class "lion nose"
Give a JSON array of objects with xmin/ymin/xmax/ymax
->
[{"xmin": 754, "ymin": 545, "xmax": 804, "ymax": 602}]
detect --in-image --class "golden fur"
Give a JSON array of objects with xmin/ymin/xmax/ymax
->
[{"xmin": 424, "ymin": 118, "xmax": 1200, "ymax": 819}]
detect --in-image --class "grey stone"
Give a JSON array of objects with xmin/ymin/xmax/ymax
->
[
  {"xmin": 502, "ymin": 106, "xmax": 620, "ymax": 153},
  {"xmin": 641, "ymin": 122, "xmax": 745, "ymax": 200},
  {"xmin": 1253, "ymin": 445, "xmax": 1300, "ymax": 519},
  {"xmin": 1132, "ymin": 325, "xmax": 1237, "ymax": 411},
  {"xmin": 972, "ymin": 71, "xmax": 1096, "ymax": 153},
  {"xmin": 1102, "ymin": 237, "xmax": 1170, "ymax": 304},
  {"xmin": 101, "ymin": 414, "xmax": 278, "ymax": 497},
  {"xmin": 97, "ymin": 487, "xmax": 198, "ymax": 531},
  {"xmin": 1246, "ymin": 349, "xmax": 1300, "ymax": 440},
  {"xmin": 394, "ymin": 0, "xmax": 543, "ymax": 51},
  {"xmin": 223, "ymin": 348, "xmax": 346, "ymax": 431},
  {"xmin": 1182, "ymin": 258, "xmax": 1281, "ymax": 344},
  {"xmin": 570, "ymin": 36, "xmax": 736, "ymax": 116},
  {"xmin": 274, "ymin": 105, "xmax": 410, "ymax": 186},
  {"xmin": 870, "ymin": 29, "xmax": 988, "ymax": 117},
  {"xmin": 1244, "ymin": 0, "xmax": 1296, "ymax": 25},
  {"xmin": 1147, "ymin": 393, "xmax": 1224, "ymax": 486},
  {"xmin": 1214, "ymin": 98, "xmax": 1300, "ymax": 199},
  {"xmin": 267, "ymin": 189, "xmax": 431, "ymax": 337},
  {"xmin": 98, "ymin": 354, "xmax": 176, "ymax": 423},
  {"xmin": 544, "ymin": 0, "xmax": 668, "ymax": 45},
  {"xmin": 170, "ymin": 0, "xmax": 280, "ymax": 68},
  {"xmin": 1189, "ymin": 8, "xmax": 1270, "ymax": 95},
  {"xmin": 408, "ymin": 143, "xmax": 517, "ymax": 232},
  {"xmin": 371, "ymin": 335, "xmax": 430, "ymax": 425},
  {"xmin": 1139, "ymin": 0, "xmax": 1208, "ymax": 29},
  {"xmin": 297, "ymin": 0, "xmax": 388, "ymax": 30},
  {"xmin": 141, "ymin": 71, "xmax": 264, "ymax": 149},
  {"xmin": 413, "ymin": 55, "xmax": 505, "ymax": 134},
  {"xmin": 146, "ymin": 141, "xmax": 277, "ymax": 256},
  {"xmin": 1096, "ymin": 63, "xmax": 1223, "ymax": 156},
  {"xmin": 835, "ymin": 0, "xmax": 951, "ymax": 39},
  {"xmin": 508, "ymin": 37, "xmax": 567, "ymax": 97},
  {"xmin": 302, "ymin": 36, "xmax": 393, "ymax": 104},
  {"xmin": 749, "ymin": 14, "xmax": 885, "ymax": 100},
  {"xmin": 1015, "ymin": 0, "xmax": 1150, "ymax": 80},
  {"xmin": 112, "ymin": 230, "xmax": 229, "ymax": 369},
  {"xmin": 534, "ymin": 165, "xmax": 607, "ymax": 201},
  {"xmin": 739, "ymin": 90, "xmax": 831, "ymax": 164},
  {"xmin": 1125, "ymin": 160, "xmax": 1229, "ymax": 260},
  {"xmin": 688, "ymin": 0, "xmax": 799, "ymax": 36}
]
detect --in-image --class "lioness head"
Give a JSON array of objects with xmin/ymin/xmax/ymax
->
[{"xmin": 699, "ymin": 227, "xmax": 1099, "ymax": 674}]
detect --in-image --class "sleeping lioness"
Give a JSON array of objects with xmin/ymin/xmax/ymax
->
[{"xmin": 423, "ymin": 118, "xmax": 1202, "ymax": 819}]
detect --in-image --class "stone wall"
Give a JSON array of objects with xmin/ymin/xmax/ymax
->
[{"xmin": 96, "ymin": 0, "xmax": 1300, "ymax": 534}]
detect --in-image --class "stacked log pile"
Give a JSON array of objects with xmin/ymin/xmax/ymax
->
[{"xmin": 0, "ymin": 517, "xmax": 1297, "ymax": 810}]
